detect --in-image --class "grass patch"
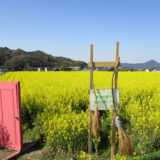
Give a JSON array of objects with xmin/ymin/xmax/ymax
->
[{"xmin": 140, "ymin": 150, "xmax": 160, "ymax": 160}]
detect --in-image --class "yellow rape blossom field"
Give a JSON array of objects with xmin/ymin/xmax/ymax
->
[{"xmin": 1, "ymin": 71, "xmax": 160, "ymax": 159}]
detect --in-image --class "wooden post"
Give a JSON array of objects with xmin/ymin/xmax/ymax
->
[
  {"xmin": 111, "ymin": 41, "xmax": 119, "ymax": 160},
  {"xmin": 115, "ymin": 42, "xmax": 119, "ymax": 62},
  {"xmin": 115, "ymin": 41, "xmax": 119, "ymax": 89},
  {"xmin": 88, "ymin": 44, "xmax": 93, "ymax": 160},
  {"xmin": 90, "ymin": 45, "xmax": 93, "ymax": 89}
]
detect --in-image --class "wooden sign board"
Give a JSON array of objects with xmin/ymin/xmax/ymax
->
[{"xmin": 90, "ymin": 89, "xmax": 119, "ymax": 110}]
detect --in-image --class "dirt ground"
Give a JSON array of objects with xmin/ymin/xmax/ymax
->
[
  {"xmin": 0, "ymin": 145, "xmax": 77, "ymax": 160},
  {"xmin": 0, "ymin": 147, "xmax": 16, "ymax": 160},
  {"xmin": 16, "ymin": 144, "xmax": 43, "ymax": 160},
  {"xmin": 0, "ymin": 144, "xmax": 43, "ymax": 160},
  {"xmin": 0, "ymin": 138, "xmax": 44, "ymax": 160},
  {"xmin": 0, "ymin": 140, "xmax": 75, "ymax": 160}
]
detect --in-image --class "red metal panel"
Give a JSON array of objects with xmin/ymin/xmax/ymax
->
[{"xmin": 0, "ymin": 81, "xmax": 23, "ymax": 152}]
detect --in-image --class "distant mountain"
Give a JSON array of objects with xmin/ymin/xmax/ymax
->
[
  {"xmin": 121, "ymin": 60, "xmax": 160, "ymax": 70},
  {"xmin": 0, "ymin": 47, "xmax": 87, "ymax": 70}
]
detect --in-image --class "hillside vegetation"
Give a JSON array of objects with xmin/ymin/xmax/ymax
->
[{"xmin": 0, "ymin": 47, "xmax": 87, "ymax": 70}]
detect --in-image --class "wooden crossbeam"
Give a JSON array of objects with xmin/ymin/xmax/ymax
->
[
  {"xmin": 88, "ymin": 61, "xmax": 117, "ymax": 68},
  {"xmin": 88, "ymin": 42, "xmax": 119, "ymax": 69}
]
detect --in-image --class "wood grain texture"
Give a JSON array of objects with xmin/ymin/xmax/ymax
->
[
  {"xmin": 88, "ymin": 61, "xmax": 117, "ymax": 68},
  {"xmin": 88, "ymin": 45, "xmax": 93, "ymax": 160},
  {"xmin": 116, "ymin": 41, "xmax": 119, "ymax": 62}
]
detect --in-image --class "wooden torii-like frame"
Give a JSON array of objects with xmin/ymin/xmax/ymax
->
[{"xmin": 88, "ymin": 41, "xmax": 120, "ymax": 160}]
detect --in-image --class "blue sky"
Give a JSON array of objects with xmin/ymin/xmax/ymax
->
[{"xmin": 0, "ymin": 0, "xmax": 160, "ymax": 63}]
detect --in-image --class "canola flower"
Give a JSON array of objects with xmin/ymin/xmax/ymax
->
[{"xmin": 1, "ymin": 71, "xmax": 160, "ymax": 155}]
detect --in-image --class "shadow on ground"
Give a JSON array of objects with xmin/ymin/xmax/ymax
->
[{"xmin": 14, "ymin": 141, "xmax": 43, "ymax": 160}]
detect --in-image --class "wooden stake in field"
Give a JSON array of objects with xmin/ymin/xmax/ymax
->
[
  {"xmin": 88, "ymin": 45, "xmax": 93, "ymax": 160},
  {"xmin": 88, "ymin": 42, "xmax": 133, "ymax": 160},
  {"xmin": 88, "ymin": 42, "xmax": 119, "ymax": 160},
  {"xmin": 111, "ymin": 42, "xmax": 133, "ymax": 159}
]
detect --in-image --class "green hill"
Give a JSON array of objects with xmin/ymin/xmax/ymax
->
[{"xmin": 0, "ymin": 47, "xmax": 87, "ymax": 70}]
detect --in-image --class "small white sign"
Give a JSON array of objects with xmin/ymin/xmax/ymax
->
[{"xmin": 90, "ymin": 89, "xmax": 119, "ymax": 110}]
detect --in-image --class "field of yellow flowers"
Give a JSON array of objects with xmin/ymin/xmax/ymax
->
[{"xmin": 0, "ymin": 71, "xmax": 160, "ymax": 158}]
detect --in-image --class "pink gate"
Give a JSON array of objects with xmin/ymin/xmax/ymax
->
[{"xmin": 0, "ymin": 81, "xmax": 23, "ymax": 152}]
